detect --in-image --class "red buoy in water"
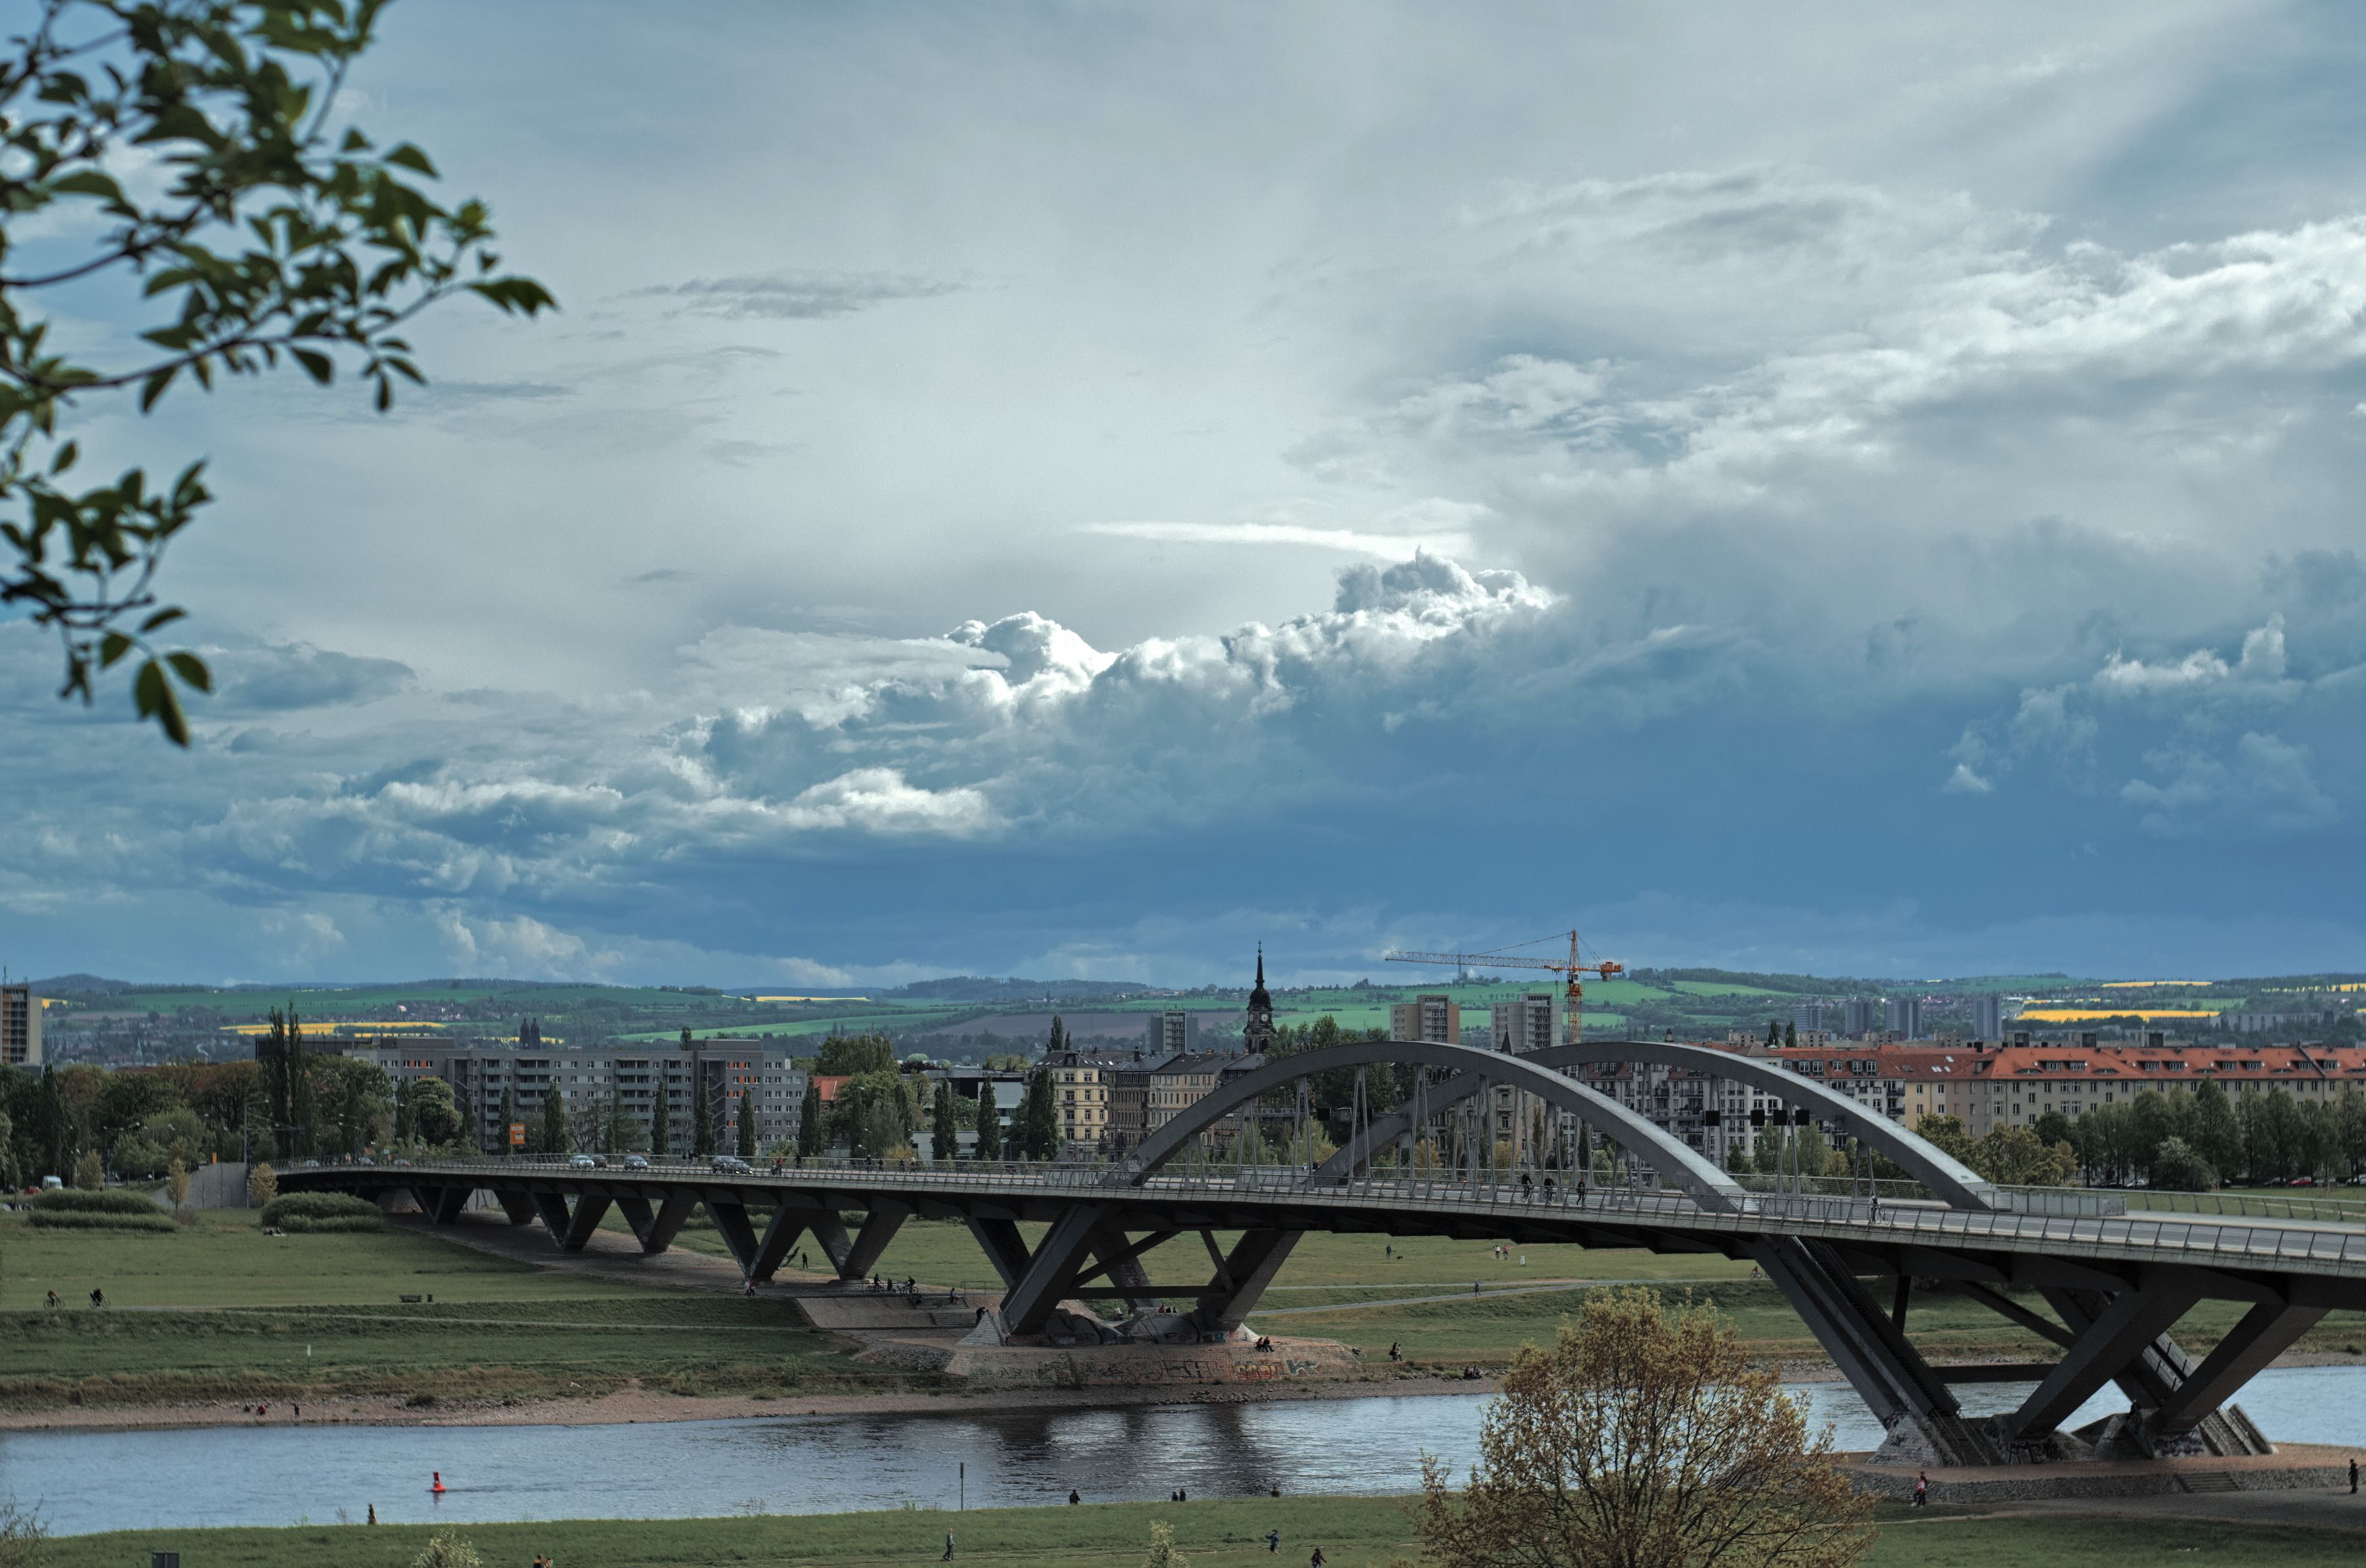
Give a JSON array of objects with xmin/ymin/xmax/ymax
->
[{"xmin": 431, "ymin": 1471, "xmax": 446, "ymax": 1495}]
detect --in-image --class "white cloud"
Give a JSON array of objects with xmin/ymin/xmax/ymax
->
[
  {"xmin": 2121, "ymin": 731, "xmax": 2338, "ymax": 836},
  {"xmin": 1942, "ymin": 763, "xmax": 1994, "ymax": 795},
  {"xmin": 2096, "ymin": 614, "xmax": 2291, "ymax": 695}
]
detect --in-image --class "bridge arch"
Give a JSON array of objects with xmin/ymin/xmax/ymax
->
[
  {"xmin": 1533, "ymin": 1042, "xmax": 1995, "ymax": 1211},
  {"xmin": 1116, "ymin": 1038, "xmax": 1749, "ymax": 1212}
]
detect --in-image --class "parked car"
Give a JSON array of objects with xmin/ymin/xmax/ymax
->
[
  {"xmin": 2291, "ymin": 1175, "xmax": 2317, "ymax": 1187},
  {"xmin": 622, "ymin": 1154, "xmax": 650, "ymax": 1170},
  {"xmin": 710, "ymin": 1154, "xmax": 751, "ymax": 1173},
  {"xmin": 569, "ymin": 1154, "xmax": 597, "ymax": 1169}
]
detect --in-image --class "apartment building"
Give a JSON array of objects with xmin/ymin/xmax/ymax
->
[
  {"xmin": 1046, "ymin": 1048, "xmax": 1113, "ymax": 1153},
  {"xmin": 343, "ymin": 1039, "xmax": 805, "ymax": 1154},
  {"xmin": 1144, "ymin": 1011, "xmax": 1200, "ymax": 1054},
  {"xmin": 1391, "ymin": 994, "xmax": 1462, "ymax": 1044},
  {"xmin": 1, "ymin": 982, "xmax": 40, "ymax": 1067},
  {"xmin": 1490, "ymin": 992, "xmax": 1559, "ymax": 1054}
]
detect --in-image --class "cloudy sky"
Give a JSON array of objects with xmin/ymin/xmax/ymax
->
[{"xmin": 9, "ymin": 1, "xmax": 2366, "ymax": 987}]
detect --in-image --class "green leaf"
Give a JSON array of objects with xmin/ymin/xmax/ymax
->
[
  {"xmin": 49, "ymin": 441, "xmax": 76, "ymax": 474},
  {"xmin": 139, "ymin": 366, "xmax": 176, "ymax": 413},
  {"xmin": 99, "ymin": 632, "xmax": 133, "ymax": 668},
  {"xmin": 166, "ymin": 652, "xmax": 212, "ymax": 693},
  {"xmin": 383, "ymin": 143, "xmax": 438, "ymax": 177},
  {"xmin": 139, "ymin": 608, "xmax": 187, "ymax": 634},
  {"xmin": 292, "ymin": 347, "xmax": 334, "ymax": 385},
  {"xmin": 132, "ymin": 659, "xmax": 164, "ymax": 717},
  {"xmin": 43, "ymin": 170, "xmax": 126, "ymax": 204}
]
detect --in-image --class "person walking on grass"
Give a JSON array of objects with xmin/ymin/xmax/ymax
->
[
  {"xmin": 942, "ymin": 1528, "xmax": 954, "ymax": 1560},
  {"xmin": 1266, "ymin": 1528, "xmax": 1280, "ymax": 1552},
  {"xmin": 1309, "ymin": 1548, "xmax": 1325, "ymax": 1567},
  {"xmin": 1914, "ymin": 1471, "xmax": 1928, "ymax": 1507},
  {"xmin": 2351, "ymin": 1456, "xmax": 2358, "ymax": 1494}
]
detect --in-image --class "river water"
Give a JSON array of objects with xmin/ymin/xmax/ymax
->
[{"xmin": 7, "ymin": 1367, "xmax": 2366, "ymax": 1537}]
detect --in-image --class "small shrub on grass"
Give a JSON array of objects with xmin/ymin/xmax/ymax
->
[
  {"xmin": 413, "ymin": 1529, "xmax": 480, "ymax": 1568},
  {"xmin": 258, "ymin": 1193, "xmax": 384, "ymax": 1231},
  {"xmin": 28, "ymin": 1191, "xmax": 172, "ymax": 1231},
  {"xmin": 26, "ymin": 1209, "xmax": 175, "ymax": 1232},
  {"xmin": 34, "ymin": 1190, "xmax": 157, "ymax": 1216}
]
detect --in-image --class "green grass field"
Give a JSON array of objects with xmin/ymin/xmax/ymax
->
[
  {"xmin": 0, "ymin": 1208, "xmax": 641, "ymax": 1308},
  {"xmin": 0, "ymin": 1293, "xmax": 908, "ymax": 1409},
  {"xmin": 43, "ymin": 1496, "xmax": 2366, "ymax": 1568}
]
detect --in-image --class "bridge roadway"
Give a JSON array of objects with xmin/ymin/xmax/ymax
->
[{"xmin": 283, "ymin": 1037, "xmax": 2366, "ymax": 1469}]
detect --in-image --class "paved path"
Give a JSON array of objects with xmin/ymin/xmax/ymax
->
[
  {"xmin": 1249, "ymin": 1280, "xmax": 1665, "ymax": 1316},
  {"xmin": 1896, "ymin": 1490, "xmax": 2366, "ymax": 1534}
]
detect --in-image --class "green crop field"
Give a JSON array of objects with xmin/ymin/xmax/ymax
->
[{"xmin": 44, "ymin": 1496, "xmax": 2366, "ymax": 1568}]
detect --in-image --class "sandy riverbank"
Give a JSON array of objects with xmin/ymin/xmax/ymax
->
[{"xmin": 0, "ymin": 1369, "xmax": 1498, "ymax": 1435}]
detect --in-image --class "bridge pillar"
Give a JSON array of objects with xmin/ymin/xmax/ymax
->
[
  {"xmin": 999, "ymin": 1205, "xmax": 1109, "ymax": 1335},
  {"xmin": 614, "ymin": 1189, "xmax": 703, "ymax": 1254},
  {"xmin": 806, "ymin": 1209, "xmax": 854, "ymax": 1274},
  {"xmin": 967, "ymin": 1217, "xmax": 1033, "ymax": 1290},
  {"xmin": 747, "ymin": 1205, "xmax": 809, "ymax": 1281},
  {"xmin": 1749, "ymin": 1238, "xmax": 1993, "ymax": 1465},
  {"xmin": 409, "ymin": 1185, "xmax": 471, "ymax": 1225},
  {"xmin": 1190, "ymin": 1227, "xmax": 1301, "ymax": 1338},
  {"xmin": 838, "ymin": 1201, "xmax": 911, "ymax": 1281},
  {"xmin": 494, "ymin": 1189, "xmax": 535, "ymax": 1226},
  {"xmin": 559, "ymin": 1192, "xmax": 612, "ymax": 1253},
  {"xmin": 2011, "ymin": 1279, "xmax": 2202, "ymax": 1440},
  {"xmin": 530, "ymin": 1190, "xmax": 573, "ymax": 1246},
  {"xmin": 707, "ymin": 1198, "xmax": 763, "ymax": 1271},
  {"xmin": 2149, "ymin": 1298, "xmax": 2325, "ymax": 1440}
]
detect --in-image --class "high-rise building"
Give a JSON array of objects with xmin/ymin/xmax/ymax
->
[
  {"xmin": 1842, "ymin": 998, "xmax": 1875, "ymax": 1039},
  {"xmin": 1885, "ymin": 996, "xmax": 1924, "ymax": 1040},
  {"xmin": 1491, "ymin": 991, "xmax": 1559, "ymax": 1054},
  {"xmin": 1391, "ymin": 994, "xmax": 1462, "ymax": 1044},
  {"xmin": 1, "ymin": 982, "xmax": 39, "ymax": 1067},
  {"xmin": 1971, "ymin": 994, "xmax": 2002, "ymax": 1043},
  {"xmin": 1144, "ymin": 1010, "xmax": 1199, "ymax": 1054},
  {"xmin": 1792, "ymin": 1000, "xmax": 1825, "ymax": 1034}
]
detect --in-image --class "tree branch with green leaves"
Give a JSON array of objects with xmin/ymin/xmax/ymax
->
[{"xmin": 0, "ymin": 0, "xmax": 551, "ymax": 743}]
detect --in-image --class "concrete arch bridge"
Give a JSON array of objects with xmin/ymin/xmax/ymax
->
[{"xmin": 283, "ymin": 1038, "xmax": 2366, "ymax": 1468}]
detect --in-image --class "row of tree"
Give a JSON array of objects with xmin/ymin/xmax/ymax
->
[
  {"xmin": 2035, "ymin": 1081, "xmax": 2366, "ymax": 1190},
  {"xmin": 0, "ymin": 1023, "xmax": 422, "ymax": 1185}
]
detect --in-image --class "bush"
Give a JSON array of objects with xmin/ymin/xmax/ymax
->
[
  {"xmin": 260, "ymin": 1192, "xmax": 383, "ymax": 1228},
  {"xmin": 247, "ymin": 1162, "xmax": 278, "ymax": 1206},
  {"xmin": 413, "ymin": 1531, "xmax": 481, "ymax": 1568},
  {"xmin": 28, "ymin": 1208, "xmax": 175, "ymax": 1232},
  {"xmin": 34, "ymin": 1188, "xmax": 158, "ymax": 1215},
  {"xmin": 276, "ymin": 1212, "xmax": 385, "ymax": 1233}
]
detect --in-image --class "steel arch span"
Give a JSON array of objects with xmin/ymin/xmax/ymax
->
[
  {"xmin": 1532, "ymin": 1040, "xmax": 1996, "ymax": 1211},
  {"xmin": 1115, "ymin": 1037, "xmax": 1749, "ymax": 1212}
]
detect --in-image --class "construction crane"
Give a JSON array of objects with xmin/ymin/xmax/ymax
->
[{"xmin": 1384, "ymin": 932, "xmax": 1625, "ymax": 1046}]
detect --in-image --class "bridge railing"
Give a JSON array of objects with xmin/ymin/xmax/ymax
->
[{"xmin": 299, "ymin": 1154, "xmax": 2366, "ymax": 1263}]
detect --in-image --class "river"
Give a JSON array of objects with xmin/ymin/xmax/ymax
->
[{"xmin": 7, "ymin": 1367, "xmax": 2366, "ymax": 1536}]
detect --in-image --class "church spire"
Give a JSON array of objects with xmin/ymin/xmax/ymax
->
[{"xmin": 1245, "ymin": 944, "xmax": 1275, "ymax": 1056}]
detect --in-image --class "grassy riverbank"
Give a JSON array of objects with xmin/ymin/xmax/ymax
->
[
  {"xmin": 43, "ymin": 1496, "xmax": 2366, "ymax": 1568},
  {"xmin": 0, "ymin": 1295, "xmax": 917, "ymax": 1411}
]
